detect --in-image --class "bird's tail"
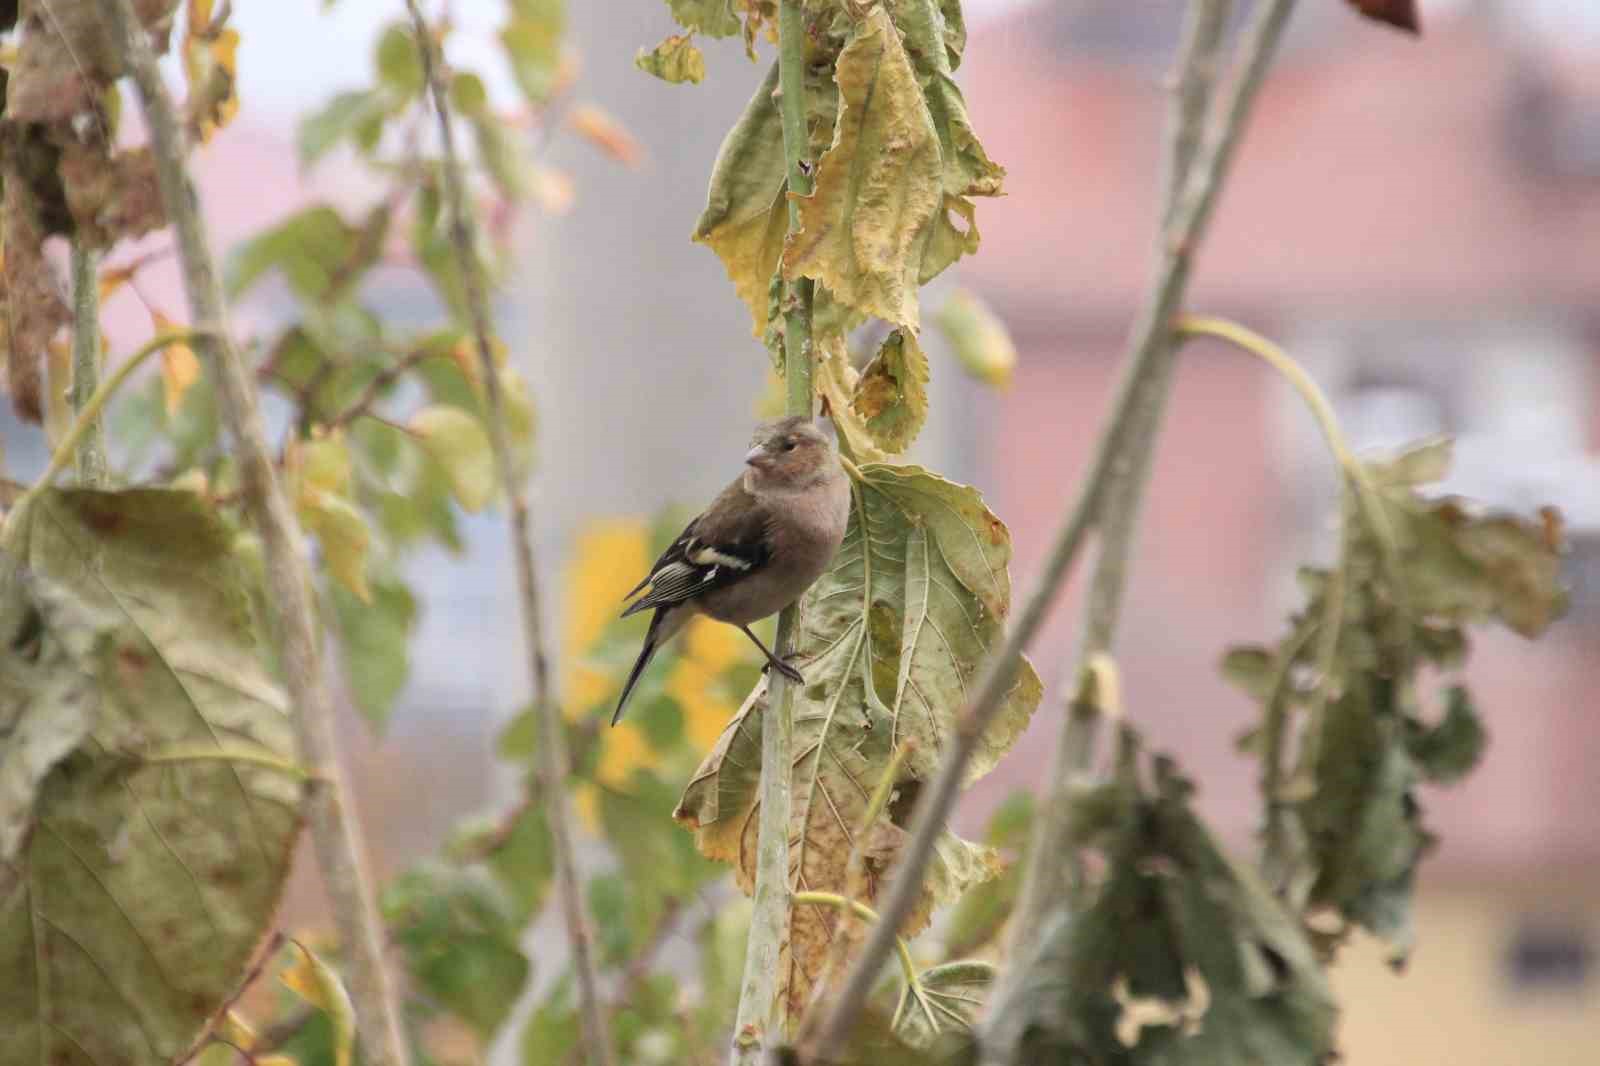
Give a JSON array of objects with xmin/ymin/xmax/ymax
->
[{"xmin": 613, "ymin": 608, "xmax": 666, "ymax": 726}]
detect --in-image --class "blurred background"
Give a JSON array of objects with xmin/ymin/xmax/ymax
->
[{"xmin": 4, "ymin": 0, "xmax": 1597, "ymax": 1061}]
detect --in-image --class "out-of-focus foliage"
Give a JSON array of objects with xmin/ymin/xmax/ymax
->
[
  {"xmin": 1223, "ymin": 438, "xmax": 1566, "ymax": 963},
  {"xmin": 0, "ymin": 491, "xmax": 301, "ymax": 1066}
]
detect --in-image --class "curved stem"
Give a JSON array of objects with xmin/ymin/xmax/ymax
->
[
  {"xmin": 791, "ymin": 892, "xmax": 920, "ymax": 994},
  {"xmin": 10, "ymin": 330, "xmax": 200, "ymax": 520},
  {"xmin": 142, "ymin": 744, "xmax": 314, "ymax": 781}
]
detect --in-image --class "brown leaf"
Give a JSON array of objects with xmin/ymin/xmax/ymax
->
[
  {"xmin": 60, "ymin": 144, "xmax": 169, "ymax": 249},
  {"xmin": 567, "ymin": 104, "xmax": 642, "ymax": 167},
  {"xmin": 2, "ymin": 160, "xmax": 70, "ymax": 422},
  {"xmin": 5, "ymin": 0, "xmax": 177, "ymax": 123},
  {"xmin": 1345, "ymin": 0, "xmax": 1419, "ymax": 33}
]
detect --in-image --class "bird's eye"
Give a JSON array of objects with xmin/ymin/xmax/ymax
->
[{"xmin": 782, "ymin": 439, "xmax": 797, "ymax": 452}]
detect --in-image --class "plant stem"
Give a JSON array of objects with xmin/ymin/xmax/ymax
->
[
  {"xmin": 8, "ymin": 330, "xmax": 196, "ymax": 522},
  {"xmin": 997, "ymin": 0, "xmax": 1236, "ymax": 990},
  {"xmin": 93, "ymin": 4, "xmax": 412, "ymax": 1065},
  {"xmin": 69, "ymin": 243, "xmax": 107, "ymax": 486},
  {"xmin": 809, "ymin": 3, "xmax": 1301, "ymax": 1062},
  {"xmin": 400, "ymin": 3, "xmax": 614, "ymax": 1065},
  {"xmin": 731, "ymin": 3, "xmax": 817, "ymax": 1062}
]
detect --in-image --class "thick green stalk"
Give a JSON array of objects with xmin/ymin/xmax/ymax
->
[
  {"xmin": 69, "ymin": 244, "xmax": 107, "ymax": 486},
  {"xmin": 730, "ymin": 3, "xmax": 815, "ymax": 1063}
]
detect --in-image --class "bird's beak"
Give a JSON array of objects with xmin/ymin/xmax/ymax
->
[{"xmin": 745, "ymin": 445, "xmax": 771, "ymax": 469}]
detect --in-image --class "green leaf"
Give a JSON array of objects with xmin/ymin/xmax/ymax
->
[
  {"xmin": 225, "ymin": 205, "xmax": 371, "ymax": 304},
  {"xmin": 298, "ymin": 89, "xmax": 391, "ymax": 166},
  {"xmin": 676, "ymin": 463, "xmax": 1041, "ymax": 1011},
  {"xmin": 0, "ymin": 490, "xmax": 302, "ymax": 1066},
  {"xmin": 450, "ymin": 71, "xmax": 489, "ymax": 116},
  {"xmin": 942, "ymin": 792, "xmax": 1033, "ymax": 959},
  {"xmin": 501, "ymin": 3, "xmax": 566, "ymax": 105},
  {"xmin": 471, "ymin": 110, "xmax": 531, "ymax": 201},
  {"xmin": 447, "ymin": 801, "xmax": 553, "ymax": 925},
  {"xmin": 375, "ymin": 22, "xmax": 425, "ymax": 97},
  {"xmin": 990, "ymin": 744, "xmax": 1337, "ymax": 1066},
  {"xmin": 521, "ymin": 975, "xmax": 580, "ymax": 1066},
  {"xmin": 329, "ymin": 576, "xmax": 416, "ymax": 730},
  {"xmin": 895, "ymin": 0, "xmax": 1005, "ymax": 200},
  {"xmin": 383, "ymin": 861, "xmax": 531, "ymax": 1038},
  {"xmin": 853, "ymin": 329, "xmax": 930, "ymax": 455},
  {"xmin": 281, "ymin": 941, "xmax": 356, "ymax": 1066},
  {"xmin": 299, "ymin": 488, "xmax": 371, "ymax": 602},
  {"xmin": 894, "ymin": 960, "xmax": 994, "ymax": 1048},
  {"xmin": 409, "ymin": 405, "xmax": 495, "ymax": 512},
  {"xmin": 1406, "ymin": 685, "xmax": 1485, "ymax": 785},
  {"xmin": 782, "ymin": 8, "xmax": 943, "ymax": 329},
  {"xmin": 635, "ymin": 33, "xmax": 705, "ymax": 85},
  {"xmin": 932, "ymin": 289, "xmax": 1016, "ymax": 388},
  {"xmin": 664, "ymin": 0, "xmax": 740, "ymax": 37}
]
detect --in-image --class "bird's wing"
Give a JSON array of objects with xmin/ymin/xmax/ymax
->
[{"xmin": 621, "ymin": 481, "xmax": 771, "ymax": 616}]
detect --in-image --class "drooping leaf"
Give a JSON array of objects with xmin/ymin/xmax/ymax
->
[
  {"xmin": 782, "ymin": 8, "xmax": 943, "ymax": 329},
  {"xmin": 893, "ymin": 0, "xmax": 1005, "ymax": 200},
  {"xmin": 816, "ymin": 332, "xmax": 886, "ymax": 464},
  {"xmin": 281, "ymin": 942, "xmax": 356, "ymax": 1066},
  {"xmin": 383, "ymin": 861, "xmax": 532, "ymax": 1038},
  {"xmin": 677, "ymin": 463, "xmax": 1040, "ymax": 1011},
  {"xmin": 933, "ymin": 289, "xmax": 1016, "ymax": 388},
  {"xmin": 182, "ymin": 0, "xmax": 241, "ymax": 144},
  {"xmin": 299, "ymin": 489, "xmax": 372, "ymax": 602},
  {"xmin": 409, "ymin": 405, "xmax": 495, "ymax": 512},
  {"xmin": 0, "ymin": 489, "xmax": 302, "ymax": 1066},
  {"xmin": 990, "ymin": 741, "xmax": 1337, "ymax": 1066},
  {"xmin": 635, "ymin": 33, "xmax": 705, "ymax": 85},
  {"xmin": 568, "ymin": 104, "xmax": 643, "ymax": 167},
  {"xmin": 58, "ymin": 144, "xmax": 169, "ymax": 249},
  {"xmin": 2, "ymin": 150, "xmax": 70, "ymax": 421},
  {"xmin": 1224, "ymin": 438, "xmax": 1565, "ymax": 961},
  {"xmin": 853, "ymin": 328, "xmax": 930, "ymax": 455},
  {"xmin": 693, "ymin": 62, "xmax": 787, "ymax": 336},
  {"xmin": 152, "ymin": 310, "xmax": 201, "ymax": 416}
]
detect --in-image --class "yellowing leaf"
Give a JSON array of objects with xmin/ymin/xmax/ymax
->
[
  {"xmin": 568, "ymin": 104, "xmax": 642, "ymax": 167},
  {"xmin": 151, "ymin": 311, "xmax": 201, "ymax": 415},
  {"xmin": 281, "ymin": 941, "xmax": 356, "ymax": 1066},
  {"xmin": 530, "ymin": 165, "xmax": 576, "ymax": 215},
  {"xmin": 782, "ymin": 9, "xmax": 943, "ymax": 329},
  {"xmin": 853, "ymin": 329, "xmax": 930, "ymax": 454},
  {"xmin": 297, "ymin": 433, "xmax": 353, "ymax": 496},
  {"xmin": 299, "ymin": 488, "xmax": 371, "ymax": 602},
  {"xmin": 499, "ymin": 366, "xmax": 538, "ymax": 481},
  {"xmin": 693, "ymin": 63, "xmax": 787, "ymax": 336},
  {"xmin": 409, "ymin": 405, "xmax": 495, "ymax": 512},
  {"xmin": 665, "ymin": 0, "xmax": 741, "ymax": 37},
  {"xmin": 934, "ymin": 288, "xmax": 1016, "ymax": 388},
  {"xmin": 677, "ymin": 464, "xmax": 1041, "ymax": 1011},
  {"xmin": 183, "ymin": 14, "xmax": 241, "ymax": 145},
  {"xmin": 635, "ymin": 33, "xmax": 706, "ymax": 85},
  {"xmin": 815, "ymin": 332, "xmax": 885, "ymax": 464}
]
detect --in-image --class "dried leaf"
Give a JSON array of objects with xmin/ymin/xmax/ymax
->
[
  {"xmin": 853, "ymin": 329, "xmax": 930, "ymax": 455},
  {"xmin": 183, "ymin": 0, "xmax": 240, "ymax": 144},
  {"xmin": 635, "ymin": 33, "xmax": 705, "ymax": 85},
  {"xmin": 4, "ymin": 0, "xmax": 176, "ymax": 123},
  {"xmin": 59, "ymin": 144, "xmax": 169, "ymax": 249},
  {"xmin": 1, "ymin": 165, "xmax": 69, "ymax": 421},
  {"xmin": 677, "ymin": 463, "xmax": 1041, "ymax": 1011},
  {"xmin": 664, "ymin": 0, "xmax": 741, "ymax": 37},
  {"xmin": 0, "ymin": 489, "xmax": 301, "ymax": 1066},
  {"xmin": 782, "ymin": 8, "xmax": 943, "ymax": 329},
  {"xmin": 816, "ymin": 333, "xmax": 885, "ymax": 464}
]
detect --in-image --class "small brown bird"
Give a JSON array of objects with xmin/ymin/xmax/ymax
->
[{"xmin": 613, "ymin": 416, "xmax": 852, "ymax": 725}]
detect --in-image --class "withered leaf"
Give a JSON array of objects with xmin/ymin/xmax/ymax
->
[
  {"xmin": 60, "ymin": 144, "xmax": 168, "ymax": 250},
  {"xmin": 852, "ymin": 328, "xmax": 930, "ymax": 455},
  {"xmin": 782, "ymin": 7, "xmax": 943, "ymax": 330},
  {"xmin": 1345, "ymin": 0, "xmax": 1420, "ymax": 34}
]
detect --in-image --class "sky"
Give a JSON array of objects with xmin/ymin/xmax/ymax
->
[{"xmin": 230, "ymin": 0, "xmax": 1600, "ymax": 127}]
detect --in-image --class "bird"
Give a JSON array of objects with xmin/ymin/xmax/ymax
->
[{"xmin": 612, "ymin": 415, "xmax": 852, "ymax": 725}]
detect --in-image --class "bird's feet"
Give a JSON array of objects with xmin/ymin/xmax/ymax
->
[{"xmin": 762, "ymin": 654, "xmax": 805, "ymax": 685}]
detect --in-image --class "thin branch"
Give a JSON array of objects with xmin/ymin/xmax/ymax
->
[
  {"xmin": 326, "ymin": 346, "xmax": 437, "ymax": 430},
  {"xmin": 808, "ymin": 3, "xmax": 1301, "ymax": 1062},
  {"xmin": 92, "ymin": 4, "xmax": 412, "ymax": 1065},
  {"xmin": 731, "ymin": 1, "xmax": 818, "ymax": 1062},
  {"xmin": 998, "ymin": 0, "xmax": 1237, "ymax": 987},
  {"xmin": 399, "ymin": 3, "xmax": 614, "ymax": 1064},
  {"xmin": 69, "ymin": 243, "xmax": 107, "ymax": 486}
]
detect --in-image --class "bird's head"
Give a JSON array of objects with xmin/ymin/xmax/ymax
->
[{"xmin": 744, "ymin": 416, "xmax": 837, "ymax": 492}]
